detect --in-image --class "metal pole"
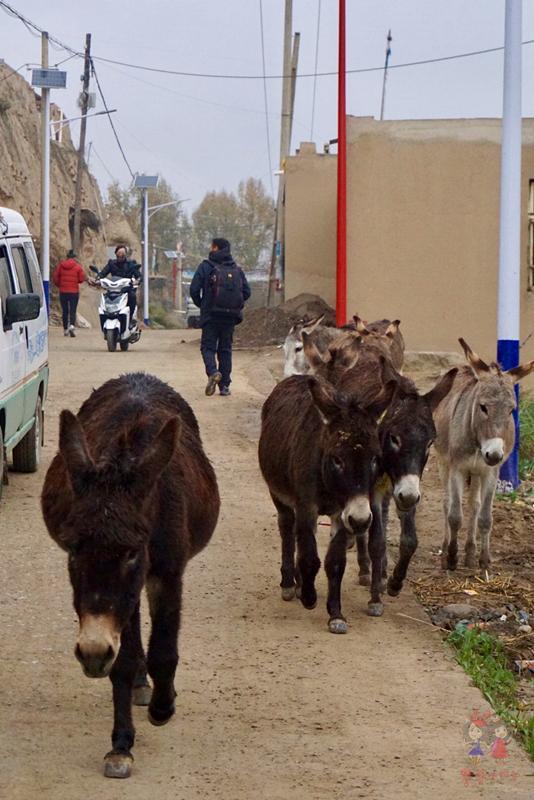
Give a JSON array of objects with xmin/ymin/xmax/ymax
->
[
  {"xmin": 142, "ymin": 189, "xmax": 149, "ymax": 325},
  {"xmin": 497, "ymin": 0, "xmax": 522, "ymax": 491},
  {"xmin": 336, "ymin": 0, "xmax": 347, "ymax": 326},
  {"xmin": 40, "ymin": 32, "xmax": 50, "ymax": 312},
  {"xmin": 380, "ymin": 30, "xmax": 392, "ymax": 121},
  {"xmin": 289, "ymin": 32, "xmax": 300, "ymax": 145},
  {"xmin": 72, "ymin": 33, "xmax": 91, "ymax": 254},
  {"xmin": 274, "ymin": 0, "xmax": 293, "ymax": 303}
]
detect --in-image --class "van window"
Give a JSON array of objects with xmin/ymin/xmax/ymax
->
[
  {"xmin": 11, "ymin": 245, "xmax": 32, "ymax": 294},
  {"xmin": 23, "ymin": 241, "xmax": 44, "ymax": 304},
  {"xmin": 0, "ymin": 245, "xmax": 15, "ymax": 319}
]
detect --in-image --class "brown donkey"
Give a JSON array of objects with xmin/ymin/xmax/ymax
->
[
  {"xmin": 41, "ymin": 372, "xmax": 219, "ymax": 778},
  {"xmin": 434, "ymin": 339, "xmax": 534, "ymax": 572},
  {"xmin": 259, "ymin": 372, "xmax": 395, "ymax": 633}
]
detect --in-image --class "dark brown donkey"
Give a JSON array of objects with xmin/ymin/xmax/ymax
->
[
  {"xmin": 259, "ymin": 372, "xmax": 395, "ymax": 633},
  {"xmin": 41, "ymin": 373, "xmax": 219, "ymax": 779},
  {"xmin": 303, "ymin": 333, "xmax": 457, "ymax": 606}
]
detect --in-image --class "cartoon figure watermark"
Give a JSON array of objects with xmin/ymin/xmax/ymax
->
[{"xmin": 460, "ymin": 709, "xmax": 518, "ymax": 786}]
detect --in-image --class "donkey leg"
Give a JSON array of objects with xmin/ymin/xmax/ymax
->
[
  {"xmin": 381, "ymin": 492, "xmax": 392, "ymax": 588},
  {"xmin": 104, "ymin": 608, "xmax": 141, "ymax": 779},
  {"xmin": 478, "ymin": 471, "xmax": 497, "ymax": 573},
  {"xmin": 367, "ymin": 501, "xmax": 386, "ymax": 617},
  {"xmin": 325, "ymin": 516, "xmax": 348, "ymax": 633},
  {"xmin": 445, "ymin": 470, "xmax": 464, "ymax": 571},
  {"xmin": 295, "ymin": 505, "xmax": 321, "ymax": 610},
  {"xmin": 146, "ymin": 574, "xmax": 182, "ymax": 726},
  {"xmin": 271, "ymin": 493, "xmax": 297, "ymax": 601},
  {"xmin": 464, "ymin": 475, "xmax": 481, "ymax": 568},
  {"xmin": 355, "ymin": 531, "xmax": 370, "ymax": 586},
  {"xmin": 387, "ymin": 507, "xmax": 417, "ymax": 597}
]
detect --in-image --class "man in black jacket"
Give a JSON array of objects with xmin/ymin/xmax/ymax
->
[
  {"xmin": 96, "ymin": 245, "xmax": 141, "ymax": 326},
  {"xmin": 190, "ymin": 238, "xmax": 251, "ymax": 396}
]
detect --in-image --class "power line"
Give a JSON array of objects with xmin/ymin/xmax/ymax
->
[
  {"xmin": 2, "ymin": 0, "xmax": 534, "ymax": 82},
  {"xmin": 310, "ymin": 0, "xmax": 321, "ymax": 139},
  {"xmin": 90, "ymin": 63, "xmax": 135, "ymax": 179},
  {"xmin": 259, "ymin": 0, "xmax": 274, "ymax": 196},
  {"xmin": 90, "ymin": 145, "xmax": 117, "ymax": 183}
]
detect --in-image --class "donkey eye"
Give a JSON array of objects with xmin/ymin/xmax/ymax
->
[
  {"xmin": 295, "ymin": 345, "xmax": 303, "ymax": 353},
  {"xmin": 331, "ymin": 455, "xmax": 344, "ymax": 470},
  {"xmin": 389, "ymin": 434, "xmax": 401, "ymax": 450},
  {"xmin": 480, "ymin": 404, "xmax": 488, "ymax": 414},
  {"xmin": 124, "ymin": 551, "xmax": 139, "ymax": 568}
]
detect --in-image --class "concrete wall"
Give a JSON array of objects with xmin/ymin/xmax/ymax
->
[{"xmin": 285, "ymin": 117, "xmax": 534, "ymax": 365}]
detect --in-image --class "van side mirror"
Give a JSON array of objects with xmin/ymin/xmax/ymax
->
[{"xmin": 5, "ymin": 293, "xmax": 41, "ymax": 326}]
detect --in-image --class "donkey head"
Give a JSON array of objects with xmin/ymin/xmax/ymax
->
[
  {"xmin": 58, "ymin": 410, "xmax": 180, "ymax": 678},
  {"xmin": 302, "ymin": 330, "xmax": 362, "ymax": 381},
  {"xmin": 459, "ymin": 338, "xmax": 534, "ymax": 466},
  {"xmin": 308, "ymin": 376, "xmax": 396, "ymax": 533},
  {"xmin": 380, "ymin": 369, "xmax": 458, "ymax": 511},
  {"xmin": 283, "ymin": 314, "xmax": 325, "ymax": 377}
]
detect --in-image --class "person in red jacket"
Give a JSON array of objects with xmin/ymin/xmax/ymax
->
[{"xmin": 52, "ymin": 250, "xmax": 87, "ymax": 337}]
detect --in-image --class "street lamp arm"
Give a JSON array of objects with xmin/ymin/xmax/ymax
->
[{"xmin": 148, "ymin": 198, "xmax": 191, "ymax": 219}]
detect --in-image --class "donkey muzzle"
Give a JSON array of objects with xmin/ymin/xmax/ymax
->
[
  {"xmin": 75, "ymin": 614, "xmax": 121, "ymax": 678},
  {"xmin": 342, "ymin": 495, "xmax": 372, "ymax": 534},
  {"xmin": 393, "ymin": 475, "xmax": 421, "ymax": 511},
  {"xmin": 481, "ymin": 438, "xmax": 505, "ymax": 467}
]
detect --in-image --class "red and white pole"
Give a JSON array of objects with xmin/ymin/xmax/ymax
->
[{"xmin": 336, "ymin": 0, "xmax": 347, "ymax": 326}]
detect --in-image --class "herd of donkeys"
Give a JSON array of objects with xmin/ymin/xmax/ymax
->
[{"xmin": 39, "ymin": 314, "xmax": 533, "ymax": 777}]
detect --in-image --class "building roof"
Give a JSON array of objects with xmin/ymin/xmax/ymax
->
[{"xmin": 0, "ymin": 207, "xmax": 31, "ymax": 238}]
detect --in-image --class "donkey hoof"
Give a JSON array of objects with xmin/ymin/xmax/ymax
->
[
  {"xmin": 295, "ymin": 585, "xmax": 302, "ymax": 599},
  {"xmin": 328, "ymin": 617, "xmax": 348, "ymax": 634},
  {"xmin": 300, "ymin": 596, "xmax": 317, "ymax": 610},
  {"xmin": 103, "ymin": 752, "xmax": 133, "ymax": 779},
  {"xmin": 358, "ymin": 574, "xmax": 371, "ymax": 587},
  {"xmin": 464, "ymin": 553, "xmax": 477, "ymax": 569},
  {"xmin": 281, "ymin": 586, "xmax": 296, "ymax": 601},
  {"xmin": 133, "ymin": 683, "xmax": 152, "ymax": 706},
  {"xmin": 387, "ymin": 579, "xmax": 401, "ymax": 597},
  {"xmin": 367, "ymin": 602, "xmax": 384, "ymax": 617},
  {"xmin": 148, "ymin": 703, "xmax": 175, "ymax": 727}
]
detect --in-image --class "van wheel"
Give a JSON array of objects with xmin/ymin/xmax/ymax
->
[
  {"xmin": 120, "ymin": 340, "xmax": 129, "ymax": 351},
  {"xmin": 12, "ymin": 397, "xmax": 42, "ymax": 473},
  {"xmin": 106, "ymin": 329, "xmax": 118, "ymax": 352}
]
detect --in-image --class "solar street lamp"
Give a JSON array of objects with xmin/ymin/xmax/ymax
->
[{"xmin": 133, "ymin": 174, "xmax": 159, "ymax": 324}]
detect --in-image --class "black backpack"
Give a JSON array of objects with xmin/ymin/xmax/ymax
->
[{"xmin": 209, "ymin": 263, "xmax": 244, "ymax": 314}]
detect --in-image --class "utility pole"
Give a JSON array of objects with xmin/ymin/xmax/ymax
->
[
  {"xmin": 379, "ymin": 30, "xmax": 392, "ymax": 121},
  {"xmin": 72, "ymin": 33, "xmax": 91, "ymax": 255},
  {"xmin": 336, "ymin": 0, "xmax": 347, "ymax": 326},
  {"xmin": 142, "ymin": 189, "xmax": 149, "ymax": 324},
  {"xmin": 289, "ymin": 32, "xmax": 301, "ymax": 144},
  {"xmin": 268, "ymin": 0, "xmax": 294, "ymax": 306},
  {"xmin": 497, "ymin": 0, "xmax": 522, "ymax": 491},
  {"xmin": 40, "ymin": 32, "xmax": 50, "ymax": 311}
]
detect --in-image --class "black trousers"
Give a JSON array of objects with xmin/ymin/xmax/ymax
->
[
  {"xmin": 200, "ymin": 320, "xmax": 235, "ymax": 388},
  {"xmin": 59, "ymin": 292, "xmax": 79, "ymax": 329}
]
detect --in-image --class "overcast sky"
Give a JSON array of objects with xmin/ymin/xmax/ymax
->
[{"xmin": 2, "ymin": 1, "xmax": 534, "ymax": 214}]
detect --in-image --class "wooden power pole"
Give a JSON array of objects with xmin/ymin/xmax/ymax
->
[{"xmin": 72, "ymin": 33, "xmax": 92, "ymax": 255}]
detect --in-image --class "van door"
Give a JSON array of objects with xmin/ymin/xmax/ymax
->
[
  {"xmin": 9, "ymin": 239, "xmax": 47, "ymax": 421},
  {"xmin": 0, "ymin": 242, "xmax": 25, "ymax": 439}
]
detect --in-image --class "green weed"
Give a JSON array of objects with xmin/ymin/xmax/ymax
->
[{"xmin": 448, "ymin": 627, "xmax": 534, "ymax": 760}]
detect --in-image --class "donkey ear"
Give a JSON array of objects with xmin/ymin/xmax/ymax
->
[
  {"xmin": 353, "ymin": 315, "xmax": 369, "ymax": 335},
  {"xmin": 385, "ymin": 320, "xmax": 401, "ymax": 338},
  {"xmin": 301, "ymin": 314, "xmax": 325, "ymax": 335},
  {"xmin": 364, "ymin": 379, "xmax": 397, "ymax": 420},
  {"xmin": 59, "ymin": 410, "xmax": 95, "ymax": 494},
  {"xmin": 506, "ymin": 360, "xmax": 534, "ymax": 383},
  {"xmin": 302, "ymin": 331, "xmax": 328, "ymax": 371},
  {"xmin": 334, "ymin": 335, "xmax": 361, "ymax": 370},
  {"xmin": 135, "ymin": 417, "xmax": 181, "ymax": 488},
  {"xmin": 458, "ymin": 337, "xmax": 490, "ymax": 375},
  {"xmin": 308, "ymin": 377, "xmax": 342, "ymax": 424},
  {"xmin": 423, "ymin": 367, "xmax": 458, "ymax": 412}
]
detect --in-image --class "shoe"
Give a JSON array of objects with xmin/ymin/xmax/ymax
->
[
  {"xmin": 63, "ymin": 329, "xmax": 69, "ymax": 337},
  {"xmin": 219, "ymin": 387, "xmax": 231, "ymax": 397},
  {"xmin": 68, "ymin": 324, "xmax": 76, "ymax": 338},
  {"xmin": 205, "ymin": 371, "xmax": 222, "ymax": 396}
]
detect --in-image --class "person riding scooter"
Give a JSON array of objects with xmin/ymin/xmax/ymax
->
[{"xmin": 94, "ymin": 245, "xmax": 141, "ymax": 327}]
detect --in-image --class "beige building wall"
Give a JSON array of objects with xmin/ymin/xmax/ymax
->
[{"xmin": 285, "ymin": 117, "xmax": 534, "ymax": 366}]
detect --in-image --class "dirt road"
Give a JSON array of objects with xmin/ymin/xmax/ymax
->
[{"xmin": 1, "ymin": 329, "xmax": 532, "ymax": 799}]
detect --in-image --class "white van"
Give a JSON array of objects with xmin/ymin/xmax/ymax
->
[{"xmin": 0, "ymin": 208, "xmax": 48, "ymax": 499}]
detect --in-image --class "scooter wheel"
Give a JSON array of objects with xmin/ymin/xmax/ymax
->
[{"xmin": 106, "ymin": 329, "xmax": 118, "ymax": 352}]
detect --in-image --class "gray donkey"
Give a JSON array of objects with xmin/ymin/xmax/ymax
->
[{"xmin": 434, "ymin": 338, "xmax": 534, "ymax": 573}]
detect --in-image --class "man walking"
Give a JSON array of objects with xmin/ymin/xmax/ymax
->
[
  {"xmin": 190, "ymin": 238, "xmax": 250, "ymax": 396},
  {"xmin": 52, "ymin": 249, "xmax": 87, "ymax": 337}
]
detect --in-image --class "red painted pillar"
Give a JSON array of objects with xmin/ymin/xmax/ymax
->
[{"xmin": 336, "ymin": 0, "xmax": 347, "ymax": 327}]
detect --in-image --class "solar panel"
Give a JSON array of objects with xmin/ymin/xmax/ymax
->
[
  {"xmin": 31, "ymin": 69, "xmax": 67, "ymax": 89},
  {"xmin": 134, "ymin": 174, "xmax": 159, "ymax": 189}
]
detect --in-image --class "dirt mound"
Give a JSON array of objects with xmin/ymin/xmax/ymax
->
[{"xmin": 235, "ymin": 293, "xmax": 335, "ymax": 347}]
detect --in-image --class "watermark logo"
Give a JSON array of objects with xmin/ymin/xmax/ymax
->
[{"xmin": 461, "ymin": 708, "xmax": 517, "ymax": 786}]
